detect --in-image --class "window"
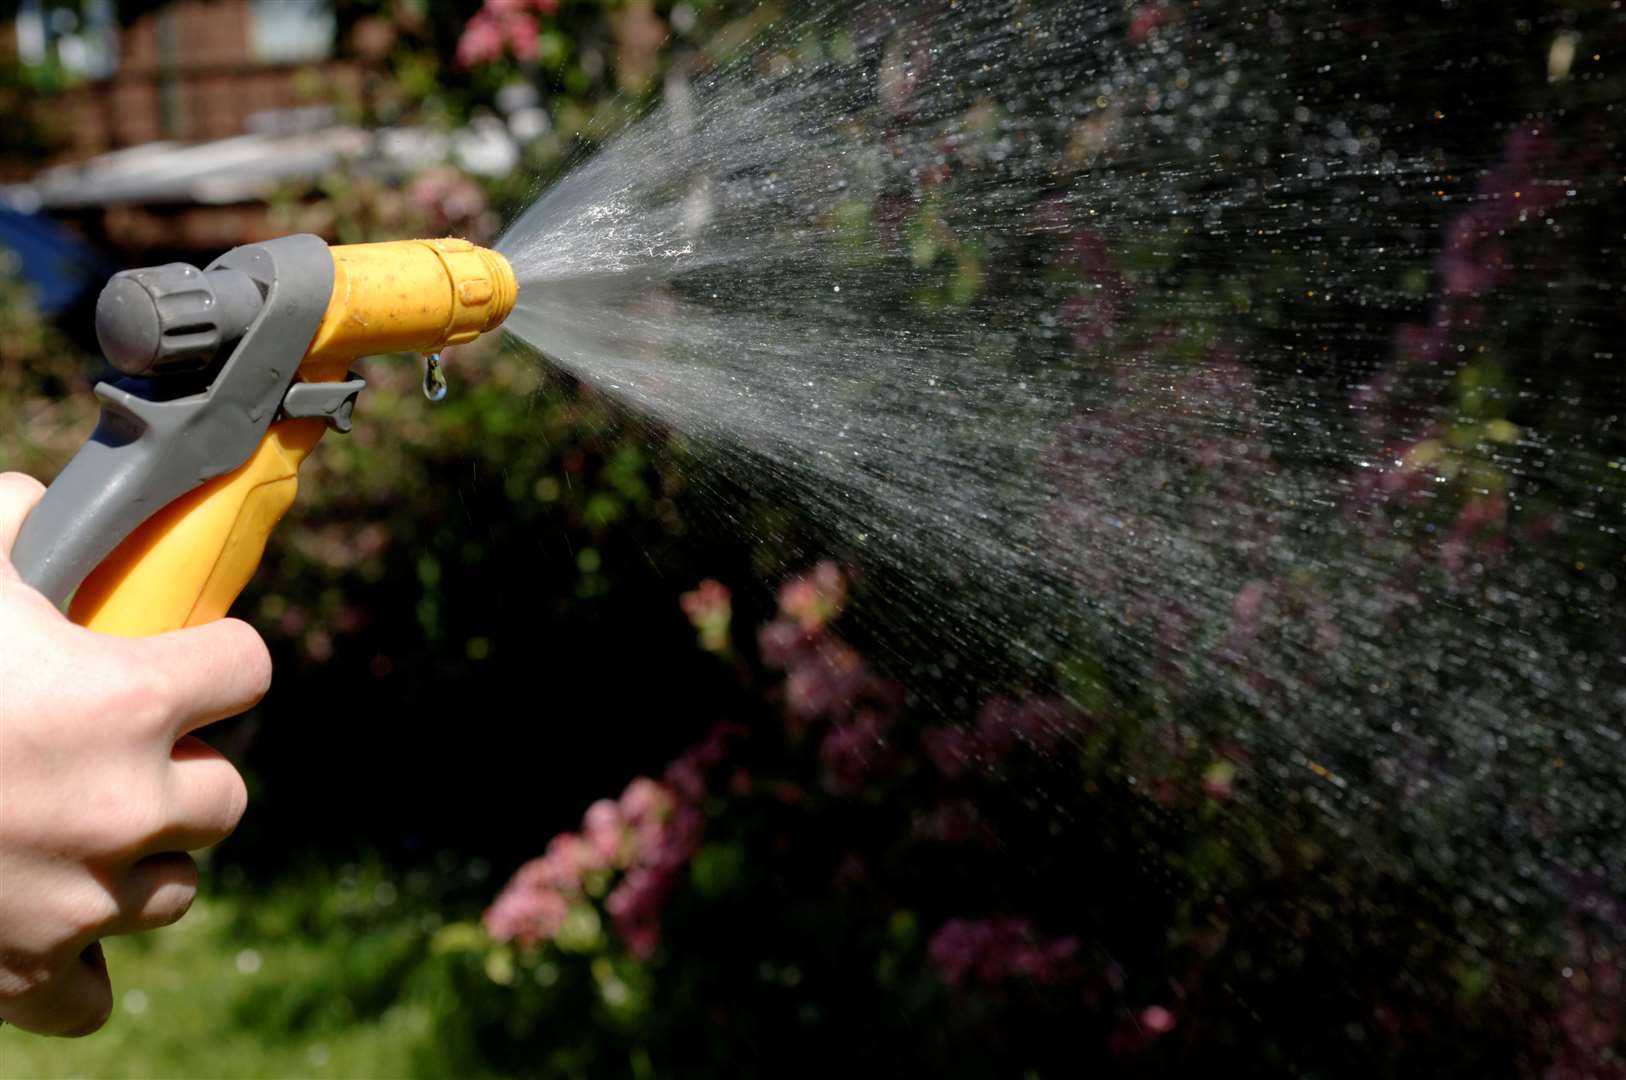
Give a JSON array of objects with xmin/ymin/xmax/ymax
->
[{"xmin": 248, "ymin": 0, "xmax": 334, "ymax": 64}]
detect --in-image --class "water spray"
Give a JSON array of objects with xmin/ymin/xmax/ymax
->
[{"xmin": 10, "ymin": 234, "xmax": 517, "ymax": 635}]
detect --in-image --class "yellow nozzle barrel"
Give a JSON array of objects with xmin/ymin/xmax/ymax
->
[
  {"xmin": 303, "ymin": 238, "xmax": 518, "ymax": 381},
  {"xmin": 70, "ymin": 237, "xmax": 517, "ymax": 636}
]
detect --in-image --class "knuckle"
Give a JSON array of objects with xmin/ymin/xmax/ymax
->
[
  {"xmin": 149, "ymin": 864, "xmax": 199, "ymax": 928},
  {"xmin": 118, "ymin": 787, "xmax": 171, "ymax": 854},
  {"xmin": 57, "ymin": 883, "xmax": 120, "ymax": 942},
  {"xmin": 228, "ymin": 620, "xmax": 274, "ymax": 702},
  {"xmin": 216, "ymin": 767, "xmax": 249, "ymax": 837},
  {"xmin": 142, "ymin": 664, "xmax": 181, "ymax": 722},
  {"xmin": 39, "ymin": 760, "xmax": 168, "ymax": 858},
  {"xmin": 76, "ymin": 779, "xmax": 169, "ymax": 857},
  {"xmin": 101, "ymin": 652, "xmax": 174, "ymax": 733}
]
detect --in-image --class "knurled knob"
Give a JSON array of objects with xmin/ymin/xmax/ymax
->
[{"xmin": 96, "ymin": 263, "xmax": 264, "ymax": 377}]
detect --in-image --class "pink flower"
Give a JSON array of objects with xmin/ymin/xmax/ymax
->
[
  {"xmin": 484, "ymin": 857, "xmax": 571, "ymax": 945},
  {"xmin": 777, "ymin": 561, "xmax": 848, "ymax": 629},
  {"xmin": 680, "ymin": 579, "xmax": 732, "ymax": 655},
  {"xmin": 605, "ymin": 866, "xmax": 660, "ymax": 918},
  {"xmin": 505, "ymin": 10, "xmax": 539, "ymax": 62},
  {"xmin": 1141, "ymin": 1005, "xmax": 1177, "ymax": 1035},
  {"xmin": 619, "ymin": 777, "xmax": 671, "ymax": 825},
  {"xmin": 455, "ymin": 11, "xmax": 503, "ymax": 67},
  {"xmin": 1224, "ymin": 579, "xmax": 1270, "ymax": 653},
  {"xmin": 1440, "ymin": 212, "xmax": 1510, "ymax": 296},
  {"xmin": 927, "ymin": 916, "xmax": 1079, "ymax": 990},
  {"xmin": 679, "ymin": 579, "xmax": 725, "ymax": 621},
  {"xmin": 602, "ymin": 802, "xmax": 706, "ymax": 958},
  {"xmin": 539, "ymin": 833, "xmax": 585, "ymax": 888},
  {"xmin": 819, "ymin": 706, "xmax": 902, "ymax": 795},
  {"xmin": 784, "ymin": 640, "xmax": 867, "ymax": 720},
  {"xmin": 1128, "ymin": 3, "xmax": 1166, "ymax": 44},
  {"xmin": 486, "ymin": 725, "xmax": 731, "ymax": 960},
  {"xmin": 455, "ymin": 0, "xmax": 543, "ymax": 68},
  {"xmin": 757, "ymin": 617, "xmax": 814, "ymax": 667},
  {"xmin": 583, "ymin": 799, "xmax": 625, "ymax": 866}
]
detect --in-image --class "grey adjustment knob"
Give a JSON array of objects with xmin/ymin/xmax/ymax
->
[{"xmin": 95, "ymin": 263, "xmax": 265, "ymax": 377}]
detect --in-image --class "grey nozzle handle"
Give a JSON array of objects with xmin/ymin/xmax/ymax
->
[{"xmin": 10, "ymin": 235, "xmax": 336, "ymax": 609}]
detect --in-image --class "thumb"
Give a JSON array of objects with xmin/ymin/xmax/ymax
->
[{"xmin": 0, "ymin": 472, "xmax": 47, "ymax": 565}]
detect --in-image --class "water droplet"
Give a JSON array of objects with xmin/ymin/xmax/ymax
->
[{"xmin": 423, "ymin": 353, "xmax": 448, "ymax": 402}]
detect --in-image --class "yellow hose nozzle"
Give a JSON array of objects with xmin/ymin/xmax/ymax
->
[
  {"xmin": 12, "ymin": 234, "xmax": 519, "ymax": 636},
  {"xmin": 304, "ymin": 238, "xmax": 519, "ymax": 380}
]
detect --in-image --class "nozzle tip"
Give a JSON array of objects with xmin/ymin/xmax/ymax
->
[{"xmin": 478, "ymin": 247, "xmax": 518, "ymax": 332}]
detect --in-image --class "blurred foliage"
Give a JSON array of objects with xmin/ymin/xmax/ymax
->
[
  {"xmin": 0, "ymin": 53, "xmax": 69, "ymax": 155},
  {"xmin": 0, "ymin": 257, "xmax": 97, "ymax": 474}
]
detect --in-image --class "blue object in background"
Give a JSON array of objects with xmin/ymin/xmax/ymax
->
[{"xmin": 0, "ymin": 204, "xmax": 111, "ymax": 316}]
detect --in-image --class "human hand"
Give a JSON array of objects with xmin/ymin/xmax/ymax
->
[{"xmin": 0, "ymin": 472, "xmax": 272, "ymax": 1036}]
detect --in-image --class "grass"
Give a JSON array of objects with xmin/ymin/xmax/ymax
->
[{"xmin": 0, "ymin": 899, "xmax": 429, "ymax": 1080}]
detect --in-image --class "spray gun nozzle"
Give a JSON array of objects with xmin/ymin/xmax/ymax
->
[{"xmin": 14, "ymin": 234, "xmax": 520, "ymax": 629}]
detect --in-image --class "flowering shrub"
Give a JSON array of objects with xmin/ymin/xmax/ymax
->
[
  {"xmin": 926, "ymin": 916, "xmax": 1080, "ymax": 991},
  {"xmin": 456, "ymin": 0, "xmax": 559, "ymax": 68},
  {"xmin": 485, "ymin": 727, "xmax": 732, "ymax": 959},
  {"xmin": 442, "ymin": 547, "xmax": 1614, "ymax": 1075},
  {"xmin": 413, "ymin": 4, "xmax": 1626, "ymax": 1073}
]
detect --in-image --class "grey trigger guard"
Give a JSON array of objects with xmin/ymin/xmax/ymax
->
[{"xmin": 10, "ymin": 234, "xmax": 337, "ymax": 609}]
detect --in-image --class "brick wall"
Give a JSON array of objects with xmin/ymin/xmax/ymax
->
[{"xmin": 39, "ymin": 0, "xmax": 365, "ymax": 163}]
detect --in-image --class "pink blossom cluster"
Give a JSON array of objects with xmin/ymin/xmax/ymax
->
[
  {"xmin": 920, "ymin": 696, "xmax": 1085, "ymax": 781},
  {"xmin": 926, "ymin": 916, "xmax": 1080, "ymax": 990},
  {"xmin": 1440, "ymin": 130, "xmax": 1561, "ymax": 298},
  {"xmin": 1360, "ymin": 129, "xmax": 1558, "ymax": 439},
  {"xmin": 774, "ymin": 560, "xmax": 848, "ymax": 631},
  {"xmin": 1057, "ymin": 223, "xmax": 1135, "ymax": 352},
  {"xmin": 1108, "ymin": 1003, "xmax": 1180, "ymax": 1057},
  {"xmin": 485, "ymin": 724, "xmax": 738, "ymax": 958},
  {"xmin": 817, "ymin": 700, "xmax": 904, "ymax": 795},
  {"xmin": 1127, "ymin": 3, "xmax": 1169, "ymax": 44},
  {"xmin": 757, "ymin": 562, "xmax": 907, "ymax": 794},
  {"xmin": 679, "ymin": 578, "xmax": 732, "ymax": 655},
  {"xmin": 456, "ymin": 0, "xmax": 559, "ymax": 68},
  {"xmin": 1346, "ymin": 129, "xmax": 1563, "ymax": 585}
]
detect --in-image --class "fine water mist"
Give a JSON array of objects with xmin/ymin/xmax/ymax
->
[{"xmin": 497, "ymin": 0, "xmax": 1625, "ymax": 990}]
